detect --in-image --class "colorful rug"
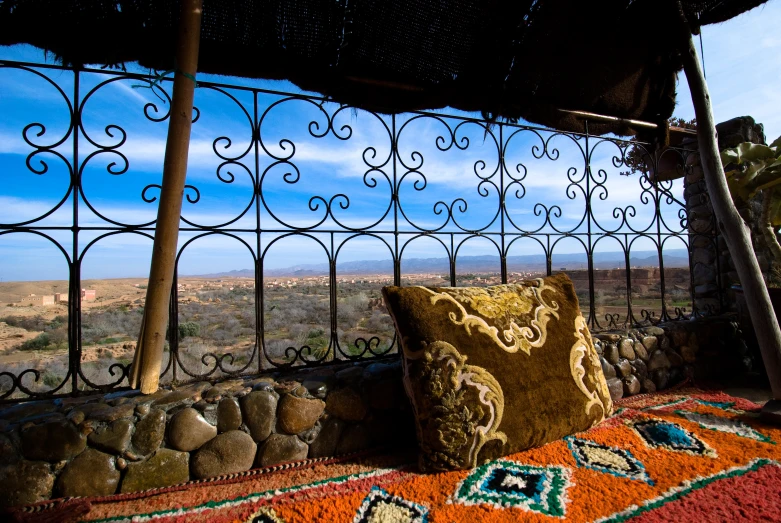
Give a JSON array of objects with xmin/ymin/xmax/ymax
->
[{"xmin": 11, "ymin": 389, "xmax": 781, "ymax": 522}]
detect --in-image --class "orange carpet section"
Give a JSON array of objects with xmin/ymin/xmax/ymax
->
[{"xmin": 11, "ymin": 389, "xmax": 781, "ymax": 523}]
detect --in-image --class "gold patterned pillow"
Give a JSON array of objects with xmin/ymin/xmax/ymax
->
[{"xmin": 381, "ymin": 273, "xmax": 612, "ymax": 472}]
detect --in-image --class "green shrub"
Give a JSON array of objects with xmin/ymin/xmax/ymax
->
[
  {"xmin": 20, "ymin": 333, "xmax": 51, "ymax": 351},
  {"xmin": 307, "ymin": 328, "xmax": 325, "ymax": 339},
  {"xmin": 178, "ymin": 321, "xmax": 201, "ymax": 339},
  {"xmin": 42, "ymin": 372, "xmax": 61, "ymax": 388}
]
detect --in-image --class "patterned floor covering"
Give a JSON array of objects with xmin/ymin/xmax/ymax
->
[{"xmin": 12, "ymin": 389, "xmax": 781, "ymax": 523}]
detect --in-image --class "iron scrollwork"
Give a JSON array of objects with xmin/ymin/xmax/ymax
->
[{"xmin": 0, "ymin": 59, "xmax": 706, "ymax": 401}]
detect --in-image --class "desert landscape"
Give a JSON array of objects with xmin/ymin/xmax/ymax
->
[{"xmin": 0, "ymin": 266, "xmax": 691, "ymax": 398}]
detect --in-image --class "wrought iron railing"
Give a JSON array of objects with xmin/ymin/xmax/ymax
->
[{"xmin": 0, "ymin": 60, "xmax": 705, "ymax": 400}]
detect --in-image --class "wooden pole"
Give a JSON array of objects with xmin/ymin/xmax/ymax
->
[
  {"xmin": 675, "ymin": 3, "xmax": 781, "ymax": 400},
  {"xmin": 130, "ymin": 0, "xmax": 203, "ymax": 393}
]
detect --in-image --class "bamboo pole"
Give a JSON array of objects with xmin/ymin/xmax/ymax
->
[
  {"xmin": 130, "ymin": 0, "xmax": 203, "ymax": 393},
  {"xmin": 675, "ymin": 2, "xmax": 781, "ymax": 400}
]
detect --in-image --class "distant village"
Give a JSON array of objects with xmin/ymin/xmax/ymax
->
[
  {"xmin": 15, "ymin": 289, "xmax": 96, "ymax": 307},
  {"xmin": 5, "ymin": 270, "xmax": 547, "ymax": 308},
  {"xmin": 2, "ymin": 266, "xmax": 682, "ymax": 310}
]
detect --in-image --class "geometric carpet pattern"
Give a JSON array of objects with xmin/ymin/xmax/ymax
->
[
  {"xmin": 453, "ymin": 461, "xmax": 571, "ymax": 517},
  {"xmin": 353, "ymin": 487, "xmax": 428, "ymax": 523},
  {"xmin": 628, "ymin": 418, "xmax": 718, "ymax": 457},
  {"xmin": 566, "ymin": 436, "xmax": 654, "ymax": 484},
  {"xmin": 13, "ymin": 389, "xmax": 781, "ymax": 523}
]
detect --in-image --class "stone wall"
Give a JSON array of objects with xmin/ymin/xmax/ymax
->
[
  {"xmin": 683, "ymin": 116, "xmax": 768, "ymax": 315},
  {"xmin": 594, "ymin": 315, "xmax": 746, "ymax": 401},
  {"xmin": 0, "ymin": 360, "xmax": 415, "ymax": 508}
]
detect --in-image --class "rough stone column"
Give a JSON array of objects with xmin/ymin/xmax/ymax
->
[
  {"xmin": 684, "ymin": 116, "xmax": 767, "ymax": 314},
  {"xmin": 683, "ymin": 136, "xmax": 720, "ymax": 314}
]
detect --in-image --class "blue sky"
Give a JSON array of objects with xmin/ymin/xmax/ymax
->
[{"xmin": 0, "ymin": 1, "xmax": 779, "ymax": 282}]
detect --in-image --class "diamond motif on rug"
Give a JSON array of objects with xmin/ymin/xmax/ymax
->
[
  {"xmin": 630, "ymin": 418, "xmax": 716, "ymax": 457},
  {"xmin": 566, "ymin": 437, "xmax": 653, "ymax": 484},
  {"xmin": 675, "ymin": 410, "xmax": 774, "ymax": 443},
  {"xmin": 354, "ymin": 487, "xmax": 428, "ymax": 523},
  {"xmin": 247, "ymin": 507, "xmax": 285, "ymax": 523},
  {"xmin": 453, "ymin": 461, "xmax": 571, "ymax": 517},
  {"xmin": 695, "ymin": 399, "xmax": 739, "ymax": 412}
]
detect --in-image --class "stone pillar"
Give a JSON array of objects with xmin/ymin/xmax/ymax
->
[{"xmin": 684, "ymin": 116, "xmax": 767, "ymax": 314}]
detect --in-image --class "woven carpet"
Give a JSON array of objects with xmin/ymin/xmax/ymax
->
[{"xmin": 11, "ymin": 388, "xmax": 781, "ymax": 523}]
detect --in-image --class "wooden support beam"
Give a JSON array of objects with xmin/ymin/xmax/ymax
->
[
  {"xmin": 676, "ymin": 2, "xmax": 781, "ymax": 399},
  {"xmin": 130, "ymin": 0, "xmax": 203, "ymax": 393}
]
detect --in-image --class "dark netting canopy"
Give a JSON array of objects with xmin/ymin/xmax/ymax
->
[{"xmin": 0, "ymin": 0, "xmax": 767, "ymax": 137}]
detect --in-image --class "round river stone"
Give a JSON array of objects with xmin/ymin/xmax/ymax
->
[
  {"xmin": 631, "ymin": 359, "xmax": 648, "ymax": 380},
  {"xmin": 642, "ymin": 336, "xmax": 659, "ymax": 352},
  {"xmin": 256, "ymin": 434, "xmax": 308, "ymax": 467},
  {"xmin": 622, "ymin": 375, "xmax": 641, "ymax": 396},
  {"xmin": 132, "ymin": 408, "xmax": 166, "ymax": 455},
  {"xmin": 191, "ymin": 430, "xmax": 257, "ymax": 479},
  {"xmin": 216, "ymin": 398, "xmax": 242, "ymax": 433},
  {"xmin": 643, "ymin": 326, "xmax": 665, "ymax": 336},
  {"xmin": 600, "ymin": 357, "xmax": 616, "ymax": 379},
  {"xmin": 666, "ymin": 350, "xmax": 684, "ymax": 367},
  {"xmin": 606, "ymin": 378, "xmax": 623, "ymax": 401},
  {"xmin": 618, "ymin": 338, "xmax": 636, "ymax": 360},
  {"xmin": 298, "ymin": 421, "xmax": 322, "ymax": 445},
  {"xmin": 648, "ymin": 350, "xmax": 672, "ymax": 372},
  {"xmin": 301, "ymin": 377, "xmax": 331, "ymax": 399},
  {"xmin": 680, "ymin": 345, "xmax": 697, "ymax": 363},
  {"xmin": 670, "ymin": 328, "xmax": 689, "ymax": 346},
  {"xmin": 168, "ymin": 408, "xmax": 217, "ymax": 452},
  {"xmin": 652, "ymin": 368, "xmax": 670, "ymax": 390},
  {"xmin": 21, "ymin": 420, "xmax": 86, "ymax": 462},
  {"xmin": 87, "ymin": 403, "xmax": 135, "ymax": 422},
  {"xmin": 56, "ymin": 448, "xmax": 119, "ymax": 497},
  {"xmin": 120, "ymin": 448, "xmax": 190, "ymax": 493},
  {"xmin": 633, "ymin": 341, "xmax": 649, "ymax": 361},
  {"xmin": 152, "ymin": 389, "xmax": 197, "ymax": 409},
  {"xmin": 0, "ymin": 460, "xmax": 54, "ymax": 508},
  {"xmin": 614, "ymin": 359, "xmax": 632, "ymax": 378},
  {"xmin": 308, "ymin": 418, "xmax": 345, "ymax": 458},
  {"xmin": 88, "ymin": 418, "xmax": 133, "ymax": 455},
  {"xmin": 326, "ymin": 388, "xmax": 367, "ymax": 422},
  {"xmin": 603, "ymin": 344, "xmax": 620, "ymax": 365},
  {"xmin": 240, "ymin": 391, "xmax": 278, "ymax": 442},
  {"xmin": 277, "ymin": 395, "xmax": 325, "ymax": 435}
]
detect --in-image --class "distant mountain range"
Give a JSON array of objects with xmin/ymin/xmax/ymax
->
[{"xmin": 195, "ymin": 250, "xmax": 689, "ymax": 278}]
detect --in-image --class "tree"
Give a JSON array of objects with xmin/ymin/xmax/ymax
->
[{"xmin": 620, "ymin": 117, "xmax": 697, "ymax": 177}]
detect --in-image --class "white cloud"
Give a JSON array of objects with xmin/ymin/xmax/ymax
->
[{"xmin": 674, "ymin": 1, "xmax": 781, "ymax": 139}]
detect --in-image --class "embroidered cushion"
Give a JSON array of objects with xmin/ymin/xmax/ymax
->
[{"xmin": 382, "ymin": 273, "xmax": 612, "ymax": 472}]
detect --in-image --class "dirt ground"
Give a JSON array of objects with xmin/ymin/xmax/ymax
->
[
  {"xmin": 0, "ymin": 278, "xmax": 148, "ymax": 367},
  {"xmin": 0, "ymin": 322, "xmax": 37, "ymax": 354},
  {"xmin": 0, "ymin": 278, "xmax": 148, "ymax": 312}
]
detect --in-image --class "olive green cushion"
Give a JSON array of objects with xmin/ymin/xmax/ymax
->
[{"xmin": 382, "ymin": 273, "xmax": 612, "ymax": 472}]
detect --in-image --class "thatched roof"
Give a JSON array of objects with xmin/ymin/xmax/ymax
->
[{"xmin": 0, "ymin": 0, "xmax": 767, "ymax": 137}]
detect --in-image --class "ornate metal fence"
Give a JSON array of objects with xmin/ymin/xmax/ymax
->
[{"xmin": 0, "ymin": 60, "xmax": 704, "ymax": 400}]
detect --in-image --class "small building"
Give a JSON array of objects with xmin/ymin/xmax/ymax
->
[
  {"xmin": 20, "ymin": 294, "xmax": 55, "ymax": 306},
  {"xmin": 82, "ymin": 289, "xmax": 96, "ymax": 301}
]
